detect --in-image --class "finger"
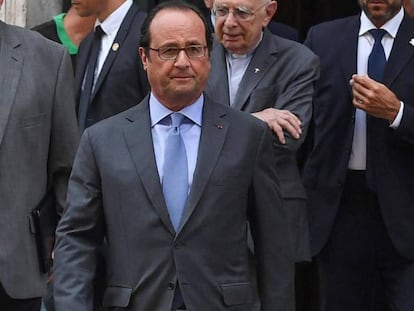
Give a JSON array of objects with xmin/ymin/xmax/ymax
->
[
  {"xmin": 271, "ymin": 122, "xmax": 286, "ymax": 144},
  {"xmin": 286, "ymin": 115, "xmax": 302, "ymax": 134},
  {"xmin": 273, "ymin": 117, "xmax": 301, "ymax": 141},
  {"xmin": 352, "ymin": 74, "xmax": 372, "ymax": 87},
  {"xmin": 353, "ymin": 97, "xmax": 364, "ymax": 110},
  {"xmin": 281, "ymin": 119, "xmax": 301, "ymax": 139},
  {"xmin": 278, "ymin": 111, "xmax": 302, "ymax": 130},
  {"xmin": 352, "ymin": 84, "xmax": 369, "ymax": 104}
]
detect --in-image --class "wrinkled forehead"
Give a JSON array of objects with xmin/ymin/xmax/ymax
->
[
  {"xmin": 150, "ymin": 9, "xmax": 206, "ymax": 43},
  {"xmin": 214, "ymin": 0, "xmax": 265, "ymax": 7}
]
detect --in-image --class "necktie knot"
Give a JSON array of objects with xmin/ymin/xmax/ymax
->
[
  {"xmin": 367, "ymin": 29, "xmax": 387, "ymax": 82},
  {"xmin": 170, "ymin": 112, "xmax": 185, "ymax": 129},
  {"xmin": 369, "ymin": 28, "xmax": 387, "ymax": 43},
  {"xmin": 94, "ymin": 25, "xmax": 105, "ymax": 39}
]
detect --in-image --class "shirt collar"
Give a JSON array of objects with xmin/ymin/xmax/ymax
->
[
  {"xmin": 96, "ymin": 0, "xmax": 132, "ymax": 36},
  {"xmin": 359, "ymin": 7, "xmax": 403, "ymax": 39},
  {"xmin": 149, "ymin": 93, "xmax": 204, "ymax": 127}
]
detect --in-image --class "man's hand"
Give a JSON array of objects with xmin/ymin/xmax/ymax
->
[
  {"xmin": 350, "ymin": 74, "xmax": 400, "ymax": 122},
  {"xmin": 251, "ymin": 108, "xmax": 302, "ymax": 144}
]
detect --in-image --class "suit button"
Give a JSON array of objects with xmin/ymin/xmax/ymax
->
[{"xmin": 168, "ymin": 282, "xmax": 175, "ymax": 290}]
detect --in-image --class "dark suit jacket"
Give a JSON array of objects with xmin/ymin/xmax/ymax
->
[
  {"xmin": 207, "ymin": 29, "xmax": 319, "ymax": 261},
  {"xmin": 53, "ymin": 95, "xmax": 294, "ymax": 311},
  {"xmin": 267, "ymin": 21, "xmax": 301, "ymax": 42},
  {"xmin": 0, "ymin": 21, "xmax": 79, "ymax": 298},
  {"xmin": 75, "ymin": 3, "xmax": 149, "ymax": 129},
  {"xmin": 303, "ymin": 14, "xmax": 414, "ymax": 258}
]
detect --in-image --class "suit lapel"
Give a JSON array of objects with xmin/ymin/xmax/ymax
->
[
  {"xmin": 339, "ymin": 16, "xmax": 360, "ymax": 98},
  {"xmin": 74, "ymin": 32, "xmax": 93, "ymax": 108},
  {"xmin": 384, "ymin": 15, "xmax": 414, "ymax": 87},
  {"xmin": 177, "ymin": 99, "xmax": 229, "ymax": 235},
  {"xmin": 92, "ymin": 5, "xmax": 140, "ymax": 100},
  {"xmin": 0, "ymin": 22, "xmax": 23, "ymax": 146},
  {"xmin": 233, "ymin": 30, "xmax": 277, "ymax": 111},
  {"xmin": 207, "ymin": 42, "xmax": 230, "ymax": 105},
  {"xmin": 123, "ymin": 98, "xmax": 176, "ymax": 235}
]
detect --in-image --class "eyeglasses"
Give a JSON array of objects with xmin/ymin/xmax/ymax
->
[
  {"xmin": 149, "ymin": 45, "xmax": 208, "ymax": 60},
  {"xmin": 212, "ymin": 2, "xmax": 270, "ymax": 21}
]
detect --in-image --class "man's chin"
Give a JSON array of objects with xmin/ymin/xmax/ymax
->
[{"xmin": 223, "ymin": 42, "xmax": 246, "ymax": 55}]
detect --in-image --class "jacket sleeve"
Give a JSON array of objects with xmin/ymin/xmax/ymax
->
[
  {"xmin": 53, "ymin": 129, "xmax": 104, "ymax": 311},
  {"xmin": 48, "ymin": 48, "xmax": 80, "ymax": 216},
  {"xmin": 249, "ymin": 126, "xmax": 295, "ymax": 311}
]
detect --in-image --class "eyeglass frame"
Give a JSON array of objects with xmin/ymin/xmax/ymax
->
[
  {"xmin": 212, "ymin": 1, "xmax": 271, "ymax": 22},
  {"xmin": 148, "ymin": 45, "xmax": 208, "ymax": 60}
]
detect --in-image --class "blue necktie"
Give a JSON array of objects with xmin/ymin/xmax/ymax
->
[
  {"xmin": 78, "ymin": 26, "xmax": 104, "ymax": 132},
  {"xmin": 366, "ymin": 29, "xmax": 387, "ymax": 190},
  {"xmin": 368, "ymin": 29, "xmax": 387, "ymax": 82},
  {"xmin": 162, "ymin": 113, "xmax": 189, "ymax": 232}
]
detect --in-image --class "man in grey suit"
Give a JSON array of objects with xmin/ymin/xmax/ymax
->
[
  {"xmin": 206, "ymin": 0, "xmax": 319, "ymax": 263},
  {"xmin": 53, "ymin": 2, "xmax": 293, "ymax": 311},
  {"xmin": 0, "ymin": 0, "xmax": 80, "ymax": 309},
  {"xmin": 206, "ymin": 2, "xmax": 319, "ymax": 309}
]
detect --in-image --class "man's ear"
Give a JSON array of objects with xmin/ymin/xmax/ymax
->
[
  {"xmin": 204, "ymin": 0, "xmax": 214, "ymax": 9},
  {"xmin": 139, "ymin": 47, "xmax": 149, "ymax": 70},
  {"xmin": 262, "ymin": 1, "xmax": 277, "ymax": 28}
]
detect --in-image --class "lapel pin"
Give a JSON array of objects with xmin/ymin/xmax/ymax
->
[
  {"xmin": 410, "ymin": 39, "xmax": 414, "ymax": 46},
  {"xmin": 254, "ymin": 68, "xmax": 260, "ymax": 74},
  {"xmin": 112, "ymin": 43, "xmax": 120, "ymax": 51},
  {"xmin": 216, "ymin": 124, "xmax": 224, "ymax": 129}
]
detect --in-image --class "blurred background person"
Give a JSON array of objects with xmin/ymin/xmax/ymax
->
[
  {"xmin": 74, "ymin": 0, "xmax": 149, "ymax": 132},
  {"xmin": 32, "ymin": 0, "xmax": 96, "ymax": 70}
]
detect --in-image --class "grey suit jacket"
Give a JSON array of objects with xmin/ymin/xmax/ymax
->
[
  {"xmin": 206, "ymin": 29, "xmax": 320, "ymax": 261},
  {"xmin": 0, "ymin": 21, "xmax": 79, "ymax": 298},
  {"xmin": 54, "ymin": 95, "xmax": 294, "ymax": 311}
]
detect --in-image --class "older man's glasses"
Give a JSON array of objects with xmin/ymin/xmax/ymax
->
[
  {"xmin": 212, "ymin": 2, "xmax": 269, "ymax": 21},
  {"xmin": 149, "ymin": 45, "xmax": 207, "ymax": 60}
]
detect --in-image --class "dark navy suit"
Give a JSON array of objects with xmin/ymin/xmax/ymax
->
[
  {"xmin": 303, "ymin": 12, "xmax": 414, "ymax": 310},
  {"xmin": 75, "ymin": 3, "xmax": 149, "ymax": 129}
]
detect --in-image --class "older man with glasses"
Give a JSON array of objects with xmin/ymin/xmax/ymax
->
[{"xmin": 206, "ymin": 1, "xmax": 319, "ymax": 309}]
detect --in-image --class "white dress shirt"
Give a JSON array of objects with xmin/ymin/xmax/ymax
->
[
  {"xmin": 348, "ymin": 8, "xmax": 405, "ymax": 170},
  {"xmin": 225, "ymin": 32, "xmax": 263, "ymax": 106},
  {"xmin": 94, "ymin": 0, "xmax": 132, "ymax": 82}
]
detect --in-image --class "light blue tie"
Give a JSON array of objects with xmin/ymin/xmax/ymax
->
[{"xmin": 162, "ymin": 113, "xmax": 189, "ymax": 232}]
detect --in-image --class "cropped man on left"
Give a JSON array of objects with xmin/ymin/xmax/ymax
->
[{"xmin": 0, "ymin": 0, "xmax": 80, "ymax": 310}]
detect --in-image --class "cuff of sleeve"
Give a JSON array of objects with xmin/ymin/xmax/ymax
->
[{"xmin": 389, "ymin": 101, "xmax": 404, "ymax": 129}]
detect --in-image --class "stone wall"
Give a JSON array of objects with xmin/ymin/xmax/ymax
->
[{"xmin": 0, "ymin": 0, "xmax": 61, "ymax": 27}]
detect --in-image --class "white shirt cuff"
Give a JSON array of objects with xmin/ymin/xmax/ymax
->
[{"xmin": 389, "ymin": 101, "xmax": 404, "ymax": 129}]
